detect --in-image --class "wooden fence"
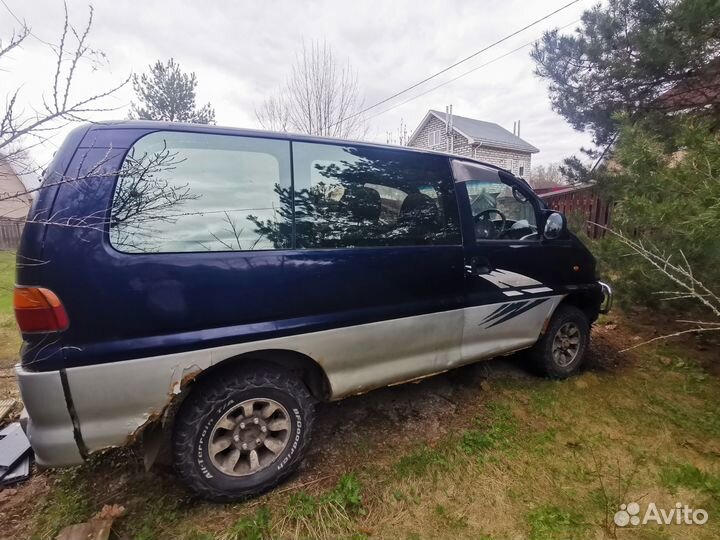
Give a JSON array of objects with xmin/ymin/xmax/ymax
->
[
  {"xmin": 537, "ymin": 185, "xmax": 612, "ymax": 239},
  {"xmin": 0, "ymin": 220, "xmax": 24, "ymax": 250}
]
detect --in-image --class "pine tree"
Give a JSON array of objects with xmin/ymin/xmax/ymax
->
[
  {"xmin": 129, "ymin": 58, "xmax": 216, "ymax": 124},
  {"xmin": 531, "ymin": 0, "xmax": 720, "ymax": 148}
]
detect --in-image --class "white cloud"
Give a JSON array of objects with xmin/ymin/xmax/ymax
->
[{"xmin": 2, "ymin": 0, "xmax": 596, "ymax": 168}]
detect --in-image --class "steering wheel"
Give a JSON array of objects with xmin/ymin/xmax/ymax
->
[{"xmin": 474, "ymin": 209, "xmax": 507, "ymax": 239}]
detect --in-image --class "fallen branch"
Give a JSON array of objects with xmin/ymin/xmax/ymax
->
[
  {"xmin": 676, "ymin": 319, "xmax": 720, "ymax": 326},
  {"xmin": 590, "ymin": 223, "xmax": 719, "ymax": 353},
  {"xmin": 620, "ymin": 327, "xmax": 720, "ymax": 352}
]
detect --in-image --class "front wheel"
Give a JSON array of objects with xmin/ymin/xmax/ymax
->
[
  {"xmin": 528, "ymin": 304, "xmax": 590, "ymax": 378},
  {"xmin": 172, "ymin": 366, "xmax": 315, "ymax": 502}
]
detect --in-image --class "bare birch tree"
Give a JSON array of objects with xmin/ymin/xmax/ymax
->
[
  {"xmin": 256, "ymin": 41, "xmax": 367, "ymax": 139},
  {"xmin": 0, "ymin": 2, "xmax": 129, "ymax": 202}
]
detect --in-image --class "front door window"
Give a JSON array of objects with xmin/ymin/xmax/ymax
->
[{"xmin": 452, "ymin": 161, "xmax": 539, "ymax": 241}]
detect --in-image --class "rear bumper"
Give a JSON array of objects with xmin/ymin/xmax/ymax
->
[
  {"xmin": 15, "ymin": 365, "xmax": 84, "ymax": 467},
  {"xmin": 598, "ymin": 281, "xmax": 613, "ymax": 314}
]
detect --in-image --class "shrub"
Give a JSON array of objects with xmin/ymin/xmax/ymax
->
[{"xmin": 594, "ymin": 116, "xmax": 720, "ymax": 309}]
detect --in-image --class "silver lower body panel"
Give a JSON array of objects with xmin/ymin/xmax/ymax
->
[
  {"xmin": 17, "ymin": 296, "xmax": 563, "ymax": 466},
  {"xmin": 15, "ymin": 366, "xmax": 83, "ymax": 466}
]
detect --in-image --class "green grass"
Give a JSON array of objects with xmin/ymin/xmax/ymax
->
[
  {"xmin": 31, "ymin": 468, "xmax": 94, "ymax": 539},
  {"xmin": 272, "ymin": 474, "xmax": 365, "ymax": 539},
  {"xmin": 394, "ymin": 445, "xmax": 451, "ymax": 479},
  {"xmin": 0, "ymin": 250, "xmax": 15, "ymax": 312},
  {"xmin": 323, "ymin": 473, "xmax": 363, "ymax": 512},
  {"xmin": 284, "ymin": 473, "xmax": 362, "ymax": 520},
  {"xmin": 125, "ymin": 496, "xmax": 183, "ymax": 540},
  {"xmin": 659, "ymin": 463, "xmax": 720, "ymax": 498},
  {"xmin": 526, "ymin": 505, "xmax": 586, "ymax": 540},
  {"xmin": 528, "ymin": 384, "xmax": 561, "ymax": 419},
  {"xmin": 645, "ymin": 392, "xmax": 720, "ymax": 439},
  {"xmin": 217, "ymin": 507, "xmax": 271, "ymax": 540},
  {"xmin": 0, "ymin": 250, "xmax": 20, "ymax": 371},
  {"xmin": 458, "ymin": 402, "xmax": 517, "ymax": 457}
]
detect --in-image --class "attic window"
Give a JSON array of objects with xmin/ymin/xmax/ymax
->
[{"xmin": 428, "ymin": 130, "xmax": 442, "ymax": 147}]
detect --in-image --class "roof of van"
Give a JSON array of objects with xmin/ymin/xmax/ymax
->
[{"xmin": 88, "ymin": 120, "xmax": 509, "ymax": 172}]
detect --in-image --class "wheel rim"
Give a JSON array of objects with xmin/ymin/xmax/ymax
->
[
  {"xmin": 552, "ymin": 322, "xmax": 582, "ymax": 367},
  {"xmin": 208, "ymin": 398, "xmax": 291, "ymax": 477}
]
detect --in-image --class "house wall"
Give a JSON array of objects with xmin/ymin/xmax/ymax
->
[
  {"xmin": 408, "ymin": 114, "xmax": 532, "ymax": 177},
  {"xmin": 408, "ymin": 115, "xmax": 473, "ymax": 155},
  {"xmin": 0, "ymin": 160, "xmax": 30, "ymax": 249},
  {"xmin": 472, "ymin": 146, "xmax": 532, "ymax": 177},
  {"xmin": 0, "ymin": 161, "xmax": 31, "ymax": 220}
]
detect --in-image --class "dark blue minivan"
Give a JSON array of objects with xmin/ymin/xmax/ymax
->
[{"xmin": 14, "ymin": 121, "xmax": 611, "ymax": 501}]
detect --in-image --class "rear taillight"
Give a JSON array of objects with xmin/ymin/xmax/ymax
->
[{"xmin": 14, "ymin": 286, "xmax": 69, "ymax": 333}]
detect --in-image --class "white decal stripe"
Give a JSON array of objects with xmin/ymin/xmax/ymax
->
[
  {"xmin": 503, "ymin": 290, "xmax": 524, "ymax": 297},
  {"xmin": 479, "ymin": 269, "xmax": 543, "ymax": 289},
  {"xmin": 522, "ymin": 286, "xmax": 553, "ymax": 294}
]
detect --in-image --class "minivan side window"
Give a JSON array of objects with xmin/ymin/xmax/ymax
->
[
  {"xmin": 291, "ymin": 142, "xmax": 461, "ymax": 248},
  {"xmin": 452, "ymin": 160, "xmax": 539, "ymax": 242},
  {"xmin": 109, "ymin": 132, "xmax": 292, "ymax": 253}
]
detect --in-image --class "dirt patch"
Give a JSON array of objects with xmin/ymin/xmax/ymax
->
[
  {"xmin": 618, "ymin": 307, "xmax": 720, "ymax": 374},
  {"xmin": 0, "ymin": 369, "xmax": 19, "ymax": 402},
  {"xmin": 0, "ymin": 471, "xmax": 50, "ymax": 539}
]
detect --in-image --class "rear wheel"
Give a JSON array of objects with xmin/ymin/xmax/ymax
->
[
  {"xmin": 173, "ymin": 366, "xmax": 315, "ymax": 502},
  {"xmin": 529, "ymin": 304, "xmax": 589, "ymax": 378}
]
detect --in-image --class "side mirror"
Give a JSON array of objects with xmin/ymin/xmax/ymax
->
[{"xmin": 543, "ymin": 211, "xmax": 567, "ymax": 240}]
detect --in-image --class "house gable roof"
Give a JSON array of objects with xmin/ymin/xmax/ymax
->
[{"xmin": 408, "ymin": 110, "xmax": 539, "ymax": 154}]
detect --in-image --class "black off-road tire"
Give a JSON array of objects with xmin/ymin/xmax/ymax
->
[
  {"xmin": 528, "ymin": 304, "xmax": 590, "ymax": 379},
  {"xmin": 173, "ymin": 366, "xmax": 315, "ymax": 502}
]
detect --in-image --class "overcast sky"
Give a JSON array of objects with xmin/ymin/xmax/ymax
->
[{"xmin": 1, "ymin": 0, "xmax": 596, "ymax": 171}]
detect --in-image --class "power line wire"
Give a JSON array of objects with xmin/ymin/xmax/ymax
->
[
  {"xmin": 365, "ymin": 18, "xmax": 581, "ymax": 122},
  {"xmin": 332, "ymin": 0, "xmax": 581, "ymax": 127}
]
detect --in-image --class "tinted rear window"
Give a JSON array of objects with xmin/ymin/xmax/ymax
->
[
  {"xmin": 291, "ymin": 142, "xmax": 460, "ymax": 248},
  {"xmin": 109, "ymin": 131, "xmax": 291, "ymax": 253}
]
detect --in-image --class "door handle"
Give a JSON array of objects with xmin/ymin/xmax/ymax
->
[{"xmin": 465, "ymin": 256, "xmax": 492, "ymax": 276}]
